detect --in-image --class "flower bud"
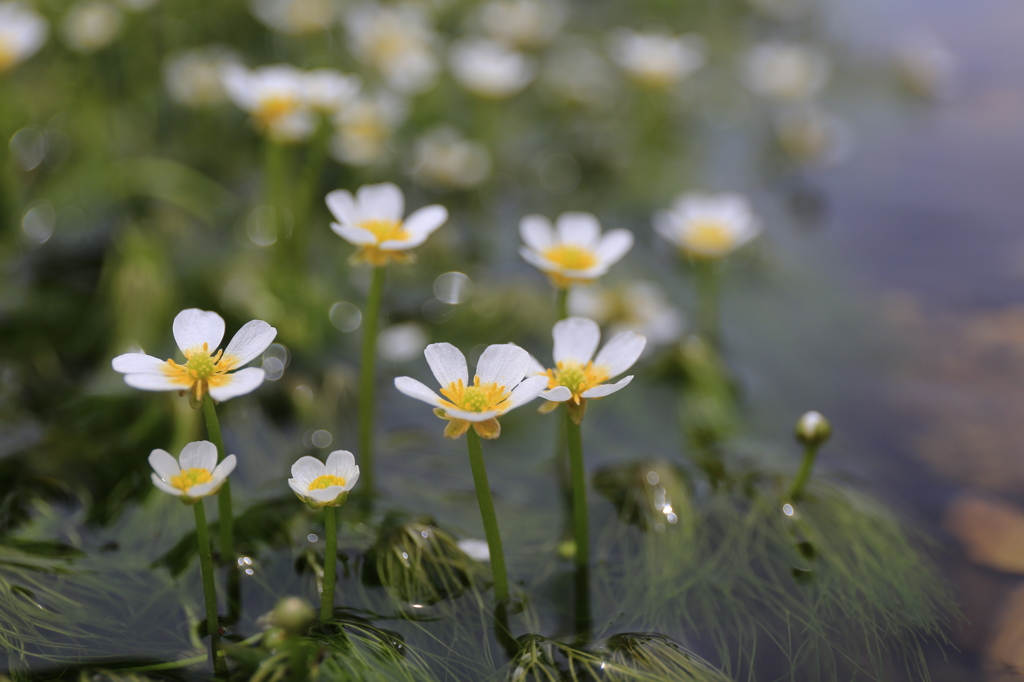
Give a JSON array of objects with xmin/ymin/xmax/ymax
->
[
  {"xmin": 795, "ymin": 411, "xmax": 831, "ymax": 447},
  {"xmin": 271, "ymin": 596, "xmax": 316, "ymax": 634}
]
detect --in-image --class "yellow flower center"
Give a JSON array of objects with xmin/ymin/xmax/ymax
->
[
  {"xmin": 684, "ymin": 220, "xmax": 736, "ymax": 256},
  {"xmin": 309, "ymin": 474, "xmax": 346, "ymax": 490},
  {"xmin": 254, "ymin": 95, "xmax": 299, "ymax": 126},
  {"xmin": 359, "ymin": 218, "xmax": 409, "ymax": 244},
  {"xmin": 545, "ymin": 361, "xmax": 609, "ymax": 403},
  {"xmin": 440, "ymin": 376, "xmax": 511, "ymax": 413},
  {"xmin": 169, "ymin": 468, "xmax": 213, "ymax": 491},
  {"xmin": 351, "ymin": 219, "xmax": 412, "ymax": 267},
  {"xmin": 163, "ymin": 343, "xmax": 239, "ymax": 400},
  {"xmin": 367, "ymin": 26, "xmax": 408, "ymax": 65},
  {"xmin": 0, "ymin": 43, "xmax": 16, "ymax": 72},
  {"xmin": 542, "ymin": 244, "xmax": 598, "ymax": 271}
]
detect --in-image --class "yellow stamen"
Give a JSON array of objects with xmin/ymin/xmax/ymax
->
[
  {"xmin": 309, "ymin": 474, "xmax": 346, "ymax": 490},
  {"xmin": 169, "ymin": 468, "xmax": 213, "ymax": 491},
  {"xmin": 439, "ymin": 376, "xmax": 511, "ymax": 414},
  {"xmin": 684, "ymin": 220, "xmax": 736, "ymax": 256},
  {"xmin": 350, "ymin": 218, "xmax": 411, "ymax": 267},
  {"xmin": 254, "ymin": 95, "xmax": 299, "ymax": 127},
  {"xmin": 0, "ymin": 43, "xmax": 16, "ymax": 72},
  {"xmin": 545, "ymin": 360, "xmax": 609, "ymax": 404},
  {"xmin": 542, "ymin": 244, "xmax": 598, "ymax": 271},
  {"xmin": 163, "ymin": 342, "xmax": 240, "ymax": 400}
]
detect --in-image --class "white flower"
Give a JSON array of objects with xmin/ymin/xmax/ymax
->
[
  {"xmin": 740, "ymin": 42, "xmax": 830, "ymax": 102},
  {"xmin": 528, "ymin": 317, "xmax": 645, "ymax": 422},
  {"xmin": 326, "ymin": 182, "xmax": 448, "ymax": 267},
  {"xmin": 653, "ymin": 193, "xmax": 760, "ymax": 259},
  {"xmin": 329, "ymin": 90, "xmax": 407, "ymax": 166},
  {"xmin": 568, "ymin": 281, "xmax": 685, "ymax": 349},
  {"xmin": 344, "ymin": 2, "xmax": 439, "ymax": 95},
  {"xmin": 394, "ymin": 342, "xmax": 549, "ymax": 439},
  {"xmin": 288, "ymin": 450, "xmax": 359, "ymax": 509},
  {"xmin": 519, "ymin": 212, "xmax": 633, "ymax": 288},
  {"xmin": 773, "ymin": 105, "xmax": 853, "ymax": 167},
  {"xmin": 608, "ymin": 29, "xmax": 705, "ymax": 89},
  {"xmin": 221, "ymin": 63, "xmax": 316, "ymax": 143},
  {"xmin": 249, "ymin": 0, "xmax": 337, "ymax": 34},
  {"xmin": 449, "ymin": 37, "xmax": 535, "ymax": 99},
  {"xmin": 895, "ymin": 33, "xmax": 957, "ymax": 100},
  {"xmin": 163, "ymin": 46, "xmax": 241, "ymax": 107},
  {"xmin": 477, "ymin": 0, "xmax": 567, "ymax": 48},
  {"xmin": 150, "ymin": 441, "xmax": 237, "ymax": 504},
  {"xmin": 112, "ymin": 308, "xmax": 278, "ymax": 402},
  {"xmin": 303, "ymin": 69, "xmax": 361, "ymax": 114},
  {"xmin": 61, "ymin": 1, "xmax": 122, "ymax": 54},
  {"xmin": 409, "ymin": 127, "xmax": 491, "ymax": 189},
  {"xmin": 0, "ymin": 2, "xmax": 48, "ymax": 72}
]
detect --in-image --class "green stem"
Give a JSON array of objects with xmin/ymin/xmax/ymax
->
[
  {"xmin": 201, "ymin": 394, "xmax": 233, "ymax": 565},
  {"xmin": 789, "ymin": 444, "xmax": 819, "ymax": 500},
  {"xmin": 321, "ymin": 506, "xmax": 338, "ymax": 623},
  {"xmin": 693, "ymin": 259, "xmax": 720, "ymax": 344},
  {"xmin": 292, "ymin": 119, "xmax": 331, "ymax": 267},
  {"xmin": 564, "ymin": 411, "xmax": 588, "ymax": 567},
  {"xmin": 264, "ymin": 140, "xmax": 289, "ymax": 247},
  {"xmin": 555, "ymin": 286, "xmax": 569, "ymax": 320},
  {"xmin": 358, "ymin": 266, "xmax": 386, "ymax": 495},
  {"xmin": 193, "ymin": 500, "xmax": 227, "ymax": 677},
  {"xmin": 466, "ymin": 428, "xmax": 510, "ymax": 603}
]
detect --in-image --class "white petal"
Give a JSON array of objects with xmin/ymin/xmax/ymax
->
[
  {"xmin": 581, "ymin": 374, "xmax": 633, "ymax": 398},
  {"xmin": 596, "ymin": 229, "xmax": 634, "ymax": 266},
  {"xmin": 401, "ymin": 205, "xmax": 447, "ymax": 241},
  {"xmin": 208, "ymin": 367, "xmax": 266, "ymax": 402},
  {"xmin": 394, "ymin": 376, "xmax": 445, "ymax": 407},
  {"xmin": 325, "ymin": 189, "xmax": 360, "ymax": 224},
  {"xmin": 330, "ymin": 222, "xmax": 377, "ymax": 245},
  {"xmin": 185, "ymin": 480, "xmax": 221, "ymax": 498},
  {"xmin": 519, "ymin": 246, "xmax": 555, "ymax": 273},
  {"xmin": 306, "ymin": 486, "xmax": 346, "ymax": 502},
  {"xmin": 224, "ymin": 320, "xmax": 278, "ymax": 367},
  {"xmin": 112, "ymin": 353, "xmax": 168, "ymax": 374},
  {"xmin": 526, "ymin": 354, "xmax": 547, "ymax": 376},
  {"xmin": 652, "ymin": 210, "xmax": 682, "ymax": 247},
  {"xmin": 356, "ymin": 182, "xmax": 404, "ymax": 221},
  {"xmin": 287, "ymin": 478, "xmax": 308, "ymax": 497},
  {"xmin": 123, "ymin": 373, "xmax": 184, "ymax": 391},
  {"xmin": 424, "ymin": 343, "xmax": 468, "ymax": 387},
  {"xmin": 593, "ymin": 332, "xmax": 646, "ymax": 377},
  {"xmin": 342, "ymin": 465, "xmax": 360, "ymax": 491},
  {"xmin": 291, "ymin": 456, "xmax": 326, "ymax": 487},
  {"xmin": 179, "ymin": 441, "xmax": 218, "ymax": 471},
  {"xmin": 475, "ymin": 343, "xmax": 529, "ymax": 388},
  {"xmin": 211, "ymin": 454, "xmax": 237, "ymax": 480},
  {"xmin": 552, "ymin": 317, "xmax": 601, "ymax": 365},
  {"xmin": 519, "ymin": 214, "xmax": 554, "ymax": 252},
  {"xmin": 149, "ymin": 449, "xmax": 181, "ymax": 479},
  {"xmin": 442, "ymin": 407, "xmax": 500, "ymax": 422},
  {"xmin": 542, "ymin": 386, "xmax": 573, "ymax": 402},
  {"xmin": 152, "ymin": 474, "xmax": 184, "ymax": 496},
  {"xmin": 555, "ymin": 212, "xmax": 601, "ymax": 248},
  {"xmin": 326, "ymin": 450, "xmax": 356, "ymax": 480},
  {"xmin": 173, "ymin": 309, "xmax": 226, "ymax": 354},
  {"xmin": 504, "ymin": 375, "xmax": 549, "ymax": 410}
]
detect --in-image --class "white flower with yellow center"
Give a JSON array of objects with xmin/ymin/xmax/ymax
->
[
  {"xmin": 329, "ymin": 90, "xmax": 407, "ymax": 166},
  {"xmin": 112, "ymin": 308, "xmax": 278, "ymax": 402},
  {"xmin": 344, "ymin": 2, "xmax": 439, "ymax": 95},
  {"xmin": 221, "ymin": 63, "xmax": 316, "ymax": 143},
  {"xmin": 0, "ymin": 3, "xmax": 48, "ymax": 72},
  {"xmin": 288, "ymin": 450, "xmax": 359, "ymax": 509},
  {"xmin": 249, "ymin": 0, "xmax": 337, "ymax": 35},
  {"xmin": 61, "ymin": 1, "xmax": 122, "ymax": 54},
  {"xmin": 163, "ymin": 46, "xmax": 241, "ymax": 108},
  {"xmin": 653, "ymin": 193, "xmax": 760, "ymax": 260},
  {"xmin": 410, "ymin": 127, "xmax": 491, "ymax": 190},
  {"xmin": 740, "ymin": 42, "xmax": 830, "ymax": 102},
  {"xmin": 326, "ymin": 182, "xmax": 448, "ymax": 267},
  {"xmin": 150, "ymin": 440, "xmax": 237, "ymax": 504},
  {"xmin": 529, "ymin": 316, "xmax": 645, "ymax": 422},
  {"xmin": 394, "ymin": 342, "xmax": 549, "ymax": 440},
  {"xmin": 519, "ymin": 212, "xmax": 633, "ymax": 288},
  {"xmin": 448, "ymin": 37, "xmax": 535, "ymax": 99},
  {"xmin": 303, "ymin": 69, "xmax": 361, "ymax": 115},
  {"xmin": 477, "ymin": 0, "xmax": 567, "ymax": 49},
  {"xmin": 608, "ymin": 29, "xmax": 705, "ymax": 89}
]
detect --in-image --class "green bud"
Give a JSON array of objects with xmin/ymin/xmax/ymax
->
[
  {"xmin": 272, "ymin": 596, "xmax": 316, "ymax": 634},
  {"xmin": 262, "ymin": 627, "xmax": 289, "ymax": 650},
  {"xmin": 795, "ymin": 411, "xmax": 831, "ymax": 448}
]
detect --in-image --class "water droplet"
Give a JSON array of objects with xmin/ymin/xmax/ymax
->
[
  {"xmin": 329, "ymin": 302, "xmax": 362, "ymax": 332},
  {"xmin": 646, "ymin": 471, "xmax": 659, "ymax": 485},
  {"xmin": 307, "ymin": 534, "xmax": 318, "ymax": 542},
  {"xmin": 312, "ymin": 430, "xmax": 332, "ymax": 448},
  {"xmin": 783, "ymin": 503, "xmax": 795, "ymax": 516},
  {"xmin": 433, "ymin": 271, "xmax": 473, "ymax": 304}
]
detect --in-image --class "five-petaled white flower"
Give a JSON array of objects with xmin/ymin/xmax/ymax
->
[
  {"xmin": 608, "ymin": 29, "xmax": 705, "ymax": 89},
  {"xmin": 150, "ymin": 440, "xmax": 237, "ymax": 504},
  {"xmin": 653, "ymin": 192, "xmax": 760, "ymax": 259},
  {"xmin": 529, "ymin": 316, "xmax": 645, "ymax": 423},
  {"xmin": 288, "ymin": 450, "xmax": 360, "ymax": 509},
  {"xmin": 394, "ymin": 342, "xmax": 549, "ymax": 439},
  {"xmin": 221, "ymin": 63, "xmax": 316, "ymax": 143},
  {"xmin": 112, "ymin": 308, "xmax": 278, "ymax": 402},
  {"xmin": 448, "ymin": 37, "xmax": 535, "ymax": 99},
  {"xmin": 0, "ymin": 2, "xmax": 48, "ymax": 72},
  {"xmin": 326, "ymin": 182, "xmax": 448, "ymax": 267},
  {"xmin": 519, "ymin": 212, "xmax": 633, "ymax": 288}
]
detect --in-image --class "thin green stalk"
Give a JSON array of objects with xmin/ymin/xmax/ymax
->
[
  {"xmin": 193, "ymin": 500, "xmax": 227, "ymax": 677},
  {"xmin": 565, "ymin": 411, "xmax": 588, "ymax": 567},
  {"xmin": 264, "ymin": 140, "xmax": 289, "ymax": 246},
  {"xmin": 291, "ymin": 119, "xmax": 331, "ymax": 266},
  {"xmin": 466, "ymin": 428, "xmax": 510, "ymax": 603},
  {"xmin": 321, "ymin": 506, "xmax": 338, "ymax": 623},
  {"xmin": 789, "ymin": 444, "xmax": 819, "ymax": 500},
  {"xmin": 555, "ymin": 286, "xmax": 569, "ymax": 320},
  {"xmin": 693, "ymin": 259, "xmax": 720, "ymax": 344},
  {"xmin": 201, "ymin": 394, "xmax": 233, "ymax": 564},
  {"xmin": 358, "ymin": 266, "xmax": 386, "ymax": 495}
]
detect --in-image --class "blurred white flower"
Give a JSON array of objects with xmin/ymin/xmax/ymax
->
[
  {"xmin": 344, "ymin": 2, "xmax": 439, "ymax": 95},
  {"xmin": 449, "ymin": 37, "xmax": 535, "ymax": 99},
  {"xmin": 740, "ymin": 42, "xmax": 830, "ymax": 102},
  {"xmin": 895, "ymin": 33, "xmax": 957, "ymax": 100},
  {"xmin": 163, "ymin": 46, "xmax": 242, "ymax": 108},
  {"xmin": 0, "ymin": 2, "xmax": 48, "ymax": 71},
  {"xmin": 150, "ymin": 441, "xmax": 236, "ymax": 504},
  {"xmin": 608, "ymin": 29, "xmax": 705, "ymax": 89},
  {"xmin": 774, "ymin": 105, "xmax": 853, "ymax": 166},
  {"xmin": 329, "ymin": 90, "xmax": 407, "ymax": 165},
  {"xmin": 519, "ymin": 212, "xmax": 633, "ymax": 288},
  {"xmin": 378, "ymin": 322, "xmax": 429, "ymax": 363},
  {"xmin": 477, "ymin": 0, "xmax": 568, "ymax": 49},
  {"xmin": 61, "ymin": 1, "xmax": 122, "ymax": 54},
  {"xmin": 653, "ymin": 193, "xmax": 760, "ymax": 259},
  {"xmin": 409, "ymin": 127, "xmax": 491, "ymax": 189},
  {"xmin": 542, "ymin": 39, "xmax": 617, "ymax": 108},
  {"xmin": 249, "ymin": 0, "xmax": 337, "ymax": 34},
  {"xmin": 303, "ymin": 68, "xmax": 361, "ymax": 115},
  {"xmin": 288, "ymin": 450, "xmax": 359, "ymax": 509},
  {"xmin": 221, "ymin": 63, "xmax": 317, "ymax": 143},
  {"xmin": 569, "ymin": 281, "xmax": 685, "ymax": 349}
]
